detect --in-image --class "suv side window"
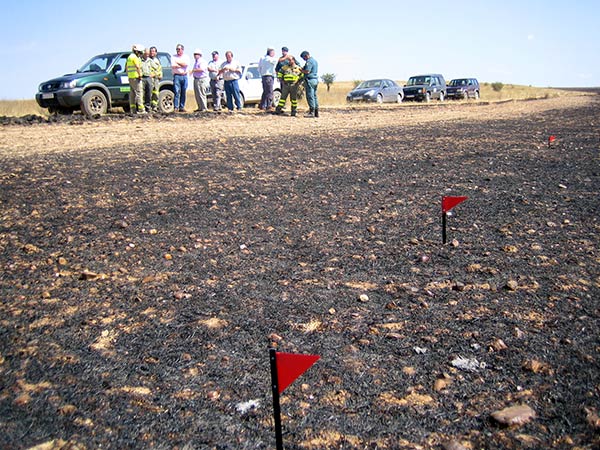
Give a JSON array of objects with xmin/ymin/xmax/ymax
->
[
  {"xmin": 113, "ymin": 55, "xmax": 127, "ymax": 74},
  {"xmin": 158, "ymin": 54, "xmax": 170, "ymax": 70}
]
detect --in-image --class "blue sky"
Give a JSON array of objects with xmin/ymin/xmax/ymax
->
[{"xmin": 1, "ymin": 0, "xmax": 598, "ymax": 99}]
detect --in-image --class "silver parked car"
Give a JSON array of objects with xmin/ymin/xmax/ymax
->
[{"xmin": 346, "ymin": 79, "xmax": 404, "ymax": 103}]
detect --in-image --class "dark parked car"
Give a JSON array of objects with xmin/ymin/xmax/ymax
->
[
  {"xmin": 36, "ymin": 51, "xmax": 174, "ymax": 116},
  {"xmin": 446, "ymin": 78, "xmax": 480, "ymax": 100},
  {"xmin": 402, "ymin": 74, "xmax": 446, "ymax": 102},
  {"xmin": 346, "ymin": 79, "xmax": 404, "ymax": 103}
]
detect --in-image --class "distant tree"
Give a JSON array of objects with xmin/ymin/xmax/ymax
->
[
  {"xmin": 321, "ymin": 73, "xmax": 336, "ymax": 92},
  {"xmin": 491, "ymin": 82, "xmax": 504, "ymax": 92},
  {"xmin": 353, "ymin": 80, "xmax": 363, "ymax": 88}
]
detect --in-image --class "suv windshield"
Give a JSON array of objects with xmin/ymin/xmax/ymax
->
[
  {"xmin": 77, "ymin": 55, "xmax": 117, "ymax": 73},
  {"xmin": 449, "ymin": 79, "xmax": 468, "ymax": 86},
  {"xmin": 407, "ymin": 76, "xmax": 430, "ymax": 86}
]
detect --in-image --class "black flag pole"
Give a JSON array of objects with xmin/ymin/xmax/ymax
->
[
  {"xmin": 441, "ymin": 196, "xmax": 468, "ymax": 245},
  {"xmin": 269, "ymin": 348, "xmax": 284, "ymax": 450},
  {"xmin": 442, "ymin": 211, "xmax": 448, "ymax": 244}
]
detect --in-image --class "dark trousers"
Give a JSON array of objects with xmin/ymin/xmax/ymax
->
[
  {"xmin": 260, "ymin": 75, "xmax": 274, "ymax": 109},
  {"xmin": 142, "ymin": 76, "xmax": 152, "ymax": 110},
  {"xmin": 278, "ymin": 81, "xmax": 299, "ymax": 110},
  {"xmin": 210, "ymin": 79, "xmax": 224, "ymax": 110},
  {"xmin": 305, "ymin": 78, "xmax": 319, "ymax": 111}
]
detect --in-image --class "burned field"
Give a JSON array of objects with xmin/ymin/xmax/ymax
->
[{"xmin": 1, "ymin": 97, "xmax": 599, "ymax": 449}]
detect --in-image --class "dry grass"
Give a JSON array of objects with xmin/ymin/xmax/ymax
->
[
  {"xmin": 0, "ymin": 83, "xmax": 571, "ymax": 117},
  {"xmin": 0, "ymin": 99, "xmax": 48, "ymax": 117}
]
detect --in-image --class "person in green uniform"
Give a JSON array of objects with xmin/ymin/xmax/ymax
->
[{"xmin": 300, "ymin": 50, "xmax": 319, "ymax": 118}]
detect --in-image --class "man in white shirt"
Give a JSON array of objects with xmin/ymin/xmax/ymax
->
[
  {"xmin": 171, "ymin": 44, "xmax": 190, "ymax": 112},
  {"xmin": 258, "ymin": 47, "xmax": 277, "ymax": 111},
  {"xmin": 207, "ymin": 51, "xmax": 224, "ymax": 111},
  {"xmin": 218, "ymin": 51, "xmax": 243, "ymax": 111}
]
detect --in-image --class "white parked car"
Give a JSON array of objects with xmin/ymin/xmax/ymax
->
[{"xmin": 239, "ymin": 63, "xmax": 282, "ymax": 107}]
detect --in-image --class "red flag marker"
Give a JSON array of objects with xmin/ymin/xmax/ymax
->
[
  {"xmin": 276, "ymin": 352, "xmax": 320, "ymax": 394},
  {"xmin": 442, "ymin": 196, "xmax": 468, "ymax": 213},
  {"xmin": 270, "ymin": 349, "xmax": 320, "ymax": 449},
  {"xmin": 441, "ymin": 196, "xmax": 468, "ymax": 244},
  {"xmin": 548, "ymin": 135, "xmax": 556, "ymax": 147}
]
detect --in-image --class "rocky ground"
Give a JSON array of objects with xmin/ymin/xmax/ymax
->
[{"xmin": 1, "ymin": 95, "xmax": 599, "ymax": 449}]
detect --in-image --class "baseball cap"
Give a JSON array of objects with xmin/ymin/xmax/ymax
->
[
  {"xmin": 281, "ymin": 46, "xmax": 289, "ymax": 52},
  {"xmin": 194, "ymin": 48, "xmax": 202, "ymax": 55}
]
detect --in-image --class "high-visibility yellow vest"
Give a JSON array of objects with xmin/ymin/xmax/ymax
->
[
  {"xmin": 280, "ymin": 65, "xmax": 302, "ymax": 84},
  {"xmin": 150, "ymin": 57, "xmax": 163, "ymax": 79},
  {"xmin": 126, "ymin": 53, "xmax": 141, "ymax": 79}
]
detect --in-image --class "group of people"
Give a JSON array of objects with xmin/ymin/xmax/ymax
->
[
  {"xmin": 258, "ymin": 46, "xmax": 319, "ymax": 117},
  {"xmin": 173, "ymin": 46, "xmax": 245, "ymax": 113},
  {"xmin": 126, "ymin": 44, "xmax": 163, "ymax": 114},
  {"xmin": 126, "ymin": 44, "xmax": 319, "ymax": 117}
]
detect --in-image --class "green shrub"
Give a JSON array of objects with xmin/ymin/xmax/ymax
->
[
  {"xmin": 321, "ymin": 73, "xmax": 336, "ymax": 92},
  {"xmin": 491, "ymin": 82, "xmax": 504, "ymax": 92},
  {"xmin": 352, "ymin": 80, "xmax": 363, "ymax": 88}
]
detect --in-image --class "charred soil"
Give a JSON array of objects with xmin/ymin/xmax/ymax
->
[{"xmin": 1, "ymin": 96, "xmax": 599, "ymax": 449}]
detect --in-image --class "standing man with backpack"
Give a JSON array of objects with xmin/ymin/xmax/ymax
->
[{"xmin": 274, "ymin": 49, "xmax": 303, "ymax": 117}]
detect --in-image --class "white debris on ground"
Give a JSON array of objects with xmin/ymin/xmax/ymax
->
[
  {"xmin": 235, "ymin": 399, "xmax": 261, "ymax": 414},
  {"xmin": 451, "ymin": 356, "xmax": 487, "ymax": 372}
]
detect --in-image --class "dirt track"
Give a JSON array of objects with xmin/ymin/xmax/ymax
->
[{"xmin": 1, "ymin": 95, "xmax": 599, "ymax": 449}]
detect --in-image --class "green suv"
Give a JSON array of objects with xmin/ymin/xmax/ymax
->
[{"xmin": 36, "ymin": 51, "xmax": 174, "ymax": 116}]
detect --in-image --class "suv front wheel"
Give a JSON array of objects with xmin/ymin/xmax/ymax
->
[
  {"xmin": 272, "ymin": 89, "xmax": 281, "ymax": 107},
  {"xmin": 158, "ymin": 89, "xmax": 175, "ymax": 114},
  {"xmin": 81, "ymin": 89, "xmax": 108, "ymax": 116}
]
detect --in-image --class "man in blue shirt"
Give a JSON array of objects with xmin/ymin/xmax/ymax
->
[{"xmin": 300, "ymin": 51, "xmax": 319, "ymax": 118}]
